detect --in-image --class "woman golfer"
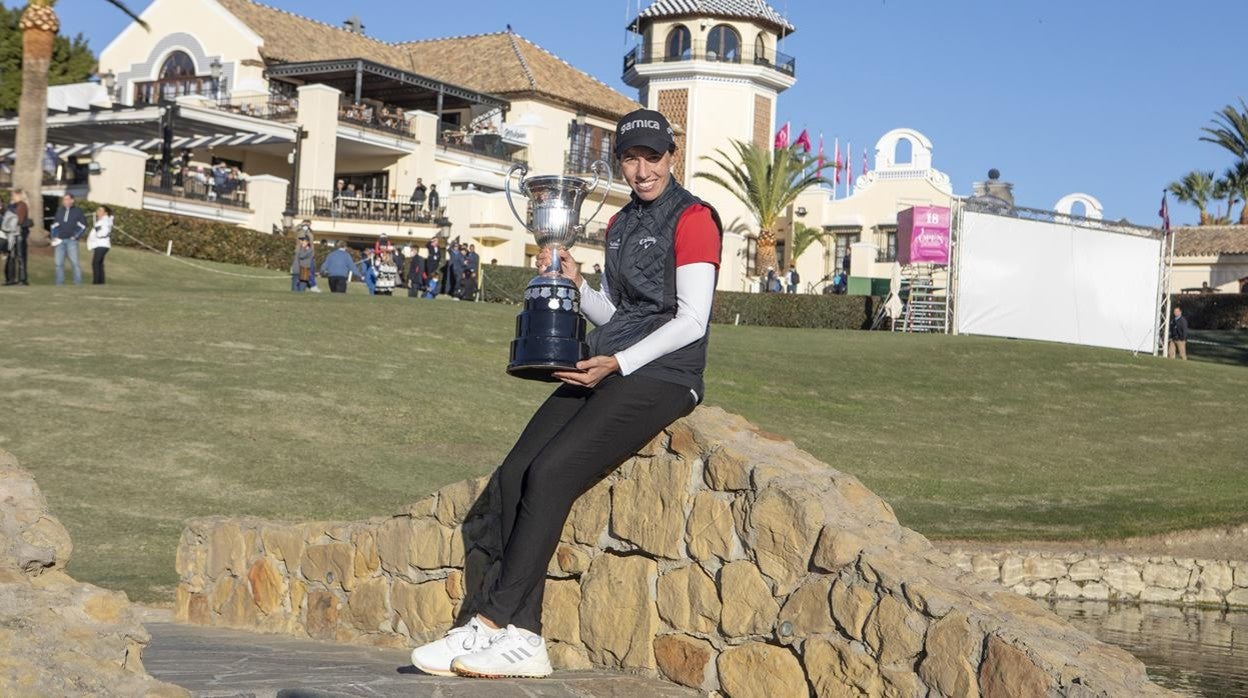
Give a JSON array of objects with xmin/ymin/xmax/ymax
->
[{"xmin": 411, "ymin": 108, "xmax": 723, "ymax": 679}]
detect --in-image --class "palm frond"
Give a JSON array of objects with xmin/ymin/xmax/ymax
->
[
  {"xmin": 1199, "ymin": 99, "xmax": 1248, "ymax": 160},
  {"xmin": 104, "ymin": 0, "xmax": 149, "ymax": 30}
]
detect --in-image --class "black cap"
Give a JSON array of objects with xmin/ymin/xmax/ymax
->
[{"xmin": 614, "ymin": 109, "xmax": 675, "ymax": 157}]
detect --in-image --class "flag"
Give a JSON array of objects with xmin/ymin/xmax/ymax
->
[
  {"xmin": 862, "ymin": 150, "xmax": 868, "ymax": 176},
  {"xmin": 774, "ymin": 122, "xmax": 790, "ymax": 150},
  {"xmin": 1159, "ymin": 192, "xmax": 1170, "ymax": 232},
  {"xmin": 833, "ymin": 138, "xmax": 841, "ymax": 185},
  {"xmin": 816, "ymin": 133, "xmax": 825, "ymax": 173},
  {"xmin": 794, "ymin": 128, "xmax": 812, "ymax": 153},
  {"xmin": 847, "ymin": 143, "xmax": 854, "ymax": 189}
]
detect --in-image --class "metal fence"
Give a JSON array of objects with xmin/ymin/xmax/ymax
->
[
  {"xmin": 296, "ymin": 189, "xmax": 444, "ymax": 224},
  {"xmin": 438, "ymin": 122, "xmax": 527, "ymax": 166},
  {"xmin": 214, "ymin": 97, "xmax": 299, "ymax": 123},
  {"xmin": 339, "ymin": 101, "xmax": 412, "ymax": 137},
  {"xmin": 144, "ymin": 173, "xmax": 250, "ymax": 209},
  {"xmin": 623, "ymin": 42, "xmax": 795, "ymax": 77}
]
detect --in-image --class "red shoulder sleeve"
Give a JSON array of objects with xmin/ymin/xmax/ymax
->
[{"xmin": 674, "ymin": 204, "xmax": 720, "ymax": 268}]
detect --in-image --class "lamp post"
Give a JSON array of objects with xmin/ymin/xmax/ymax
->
[
  {"xmin": 102, "ymin": 70, "xmax": 117, "ymax": 103},
  {"xmin": 209, "ymin": 58, "xmax": 223, "ymax": 103}
]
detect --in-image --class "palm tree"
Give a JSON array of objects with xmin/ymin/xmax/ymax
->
[
  {"xmin": 696, "ymin": 140, "xmax": 829, "ymax": 275},
  {"xmin": 1200, "ymin": 99, "xmax": 1248, "ymax": 160},
  {"xmin": 790, "ymin": 222, "xmax": 826, "ymax": 261},
  {"xmin": 1167, "ymin": 170, "xmax": 1216, "ymax": 225},
  {"xmin": 1222, "ymin": 160, "xmax": 1248, "ymax": 225},
  {"xmin": 13, "ymin": 0, "xmax": 145, "ymax": 245}
]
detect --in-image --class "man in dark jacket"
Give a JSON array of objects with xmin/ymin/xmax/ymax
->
[
  {"xmin": 1168, "ymin": 307, "xmax": 1189, "ymax": 360},
  {"xmin": 465, "ymin": 243, "xmax": 480, "ymax": 275},
  {"xmin": 427, "ymin": 184, "xmax": 440, "ymax": 216},
  {"xmin": 320, "ymin": 241, "xmax": 356, "ymax": 293},
  {"xmin": 424, "ymin": 237, "xmax": 445, "ymax": 298},
  {"xmin": 50, "ymin": 193, "xmax": 87, "ymax": 286}
]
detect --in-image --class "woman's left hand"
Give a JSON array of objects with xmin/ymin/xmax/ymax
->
[{"xmin": 553, "ymin": 355, "xmax": 619, "ymax": 388}]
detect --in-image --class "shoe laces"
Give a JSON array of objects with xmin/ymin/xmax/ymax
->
[{"xmin": 446, "ymin": 619, "xmax": 489, "ymax": 650}]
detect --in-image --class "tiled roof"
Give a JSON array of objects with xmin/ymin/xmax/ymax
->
[
  {"xmin": 636, "ymin": 0, "xmax": 795, "ymax": 34},
  {"xmin": 1172, "ymin": 225, "xmax": 1248, "ymax": 256},
  {"xmin": 214, "ymin": 0, "xmax": 639, "ymax": 119}
]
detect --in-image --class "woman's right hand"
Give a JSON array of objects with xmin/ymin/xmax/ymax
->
[{"xmin": 534, "ymin": 248, "xmax": 582, "ymax": 287}]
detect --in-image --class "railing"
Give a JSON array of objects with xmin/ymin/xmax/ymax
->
[
  {"xmin": 215, "ymin": 97, "xmax": 299, "ymax": 122},
  {"xmin": 144, "ymin": 173, "xmax": 250, "ymax": 209},
  {"xmin": 296, "ymin": 189, "xmax": 445, "ymax": 225},
  {"xmin": 623, "ymin": 42, "xmax": 796, "ymax": 77},
  {"xmin": 576, "ymin": 223, "xmax": 608, "ymax": 249},
  {"xmin": 338, "ymin": 100, "xmax": 412, "ymax": 138},
  {"xmin": 564, "ymin": 147, "xmax": 624, "ymax": 183},
  {"xmin": 438, "ymin": 122, "xmax": 527, "ymax": 166}
]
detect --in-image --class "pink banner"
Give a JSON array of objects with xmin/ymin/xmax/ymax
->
[{"xmin": 897, "ymin": 206, "xmax": 951, "ymax": 265}]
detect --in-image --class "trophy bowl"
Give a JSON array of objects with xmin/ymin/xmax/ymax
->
[{"xmin": 505, "ymin": 161, "xmax": 610, "ymax": 381}]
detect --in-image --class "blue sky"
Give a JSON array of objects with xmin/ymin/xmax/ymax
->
[{"xmin": 39, "ymin": 0, "xmax": 1248, "ymax": 226}]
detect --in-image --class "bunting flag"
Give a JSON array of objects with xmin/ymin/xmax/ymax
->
[
  {"xmin": 794, "ymin": 128, "xmax": 812, "ymax": 153},
  {"xmin": 833, "ymin": 138, "xmax": 841, "ymax": 185},
  {"xmin": 862, "ymin": 150, "xmax": 868, "ymax": 176},
  {"xmin": 847, "ymin": 143, "xmax": 854, "ymax": 191},
  {"xmin": 774, "ymin": 122, "xmax": 790, "ymax": 150},
  {"xmin": 816, "ymin": 133, "xmax": 825, "ymax": 173},
  {"xmin": 1159, "ymin": 192, "xmax": 1170, "ymax": 232}
]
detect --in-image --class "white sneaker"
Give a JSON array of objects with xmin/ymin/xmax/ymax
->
[
  {"xmin": 451, "ymin": 624, "xmax": 553, "ymax": 679},
  {"xmin": 410, "ymin": 616, "xmax": 502, "ymax": 677}
]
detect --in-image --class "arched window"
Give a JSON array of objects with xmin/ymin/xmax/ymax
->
[
  {"xmin": 1069, "ymin": 201, "xmax": 1087, "ymax": 218},
  {"xmin": 133, "ymin": 49, "xmax": 215, "ymax": 105},
  {"xmin": 754, "ymin": 32, "xmax": 768, "ymax": 64},
  {"xmin": 666, "ymin": 25, "xmax": 691, "ymax": 60},
  {"xmin": 893, "ymin": 138, "xmax": 913, "ymax": 165},
  {"xmin": 707, "ymin": 24, "xmax": 741, "ymax": 62}
]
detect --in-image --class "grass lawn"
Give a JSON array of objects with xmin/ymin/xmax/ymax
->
[{"xmin": 2, "ymin": 247, "xmax": 1246, "ymax": 602}]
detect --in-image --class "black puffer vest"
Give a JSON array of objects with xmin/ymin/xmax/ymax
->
[{"xmin": 587, "ymin": 180, "xmax": 723, "ymax": 398}]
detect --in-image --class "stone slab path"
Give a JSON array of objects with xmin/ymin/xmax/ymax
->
[{"xmin": 143, "ymin": 621, "xmax": 698, "ymax": 698}]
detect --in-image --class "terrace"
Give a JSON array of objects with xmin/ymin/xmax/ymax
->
[{"xmin": 623, "ymin": 41, "xmax": 796, "ymax": 77}]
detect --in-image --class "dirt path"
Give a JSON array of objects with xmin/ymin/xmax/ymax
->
[{"xmin": 936, "ymin": 524, "xmax": 1248, "ymax": 560}]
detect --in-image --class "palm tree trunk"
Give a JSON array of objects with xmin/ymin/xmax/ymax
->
[
  {"xmin": 1240, "ymin": 202, "xmax": 1248, "ymax": 225},
  {"xmin": 1199, "ymin": 209, "xmax": 1212, "ymax": 226},
  {"xmin": 756, "ymin": 229, "xmax": 777, "ymax": 278},
  {"xmin": 15, "ymin": 1, "xmax": 59, "ymax": 246}
]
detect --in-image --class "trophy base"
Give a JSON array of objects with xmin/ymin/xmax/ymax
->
[{"xmin": 507, "ymin": 275, "xmax": 588, "ymax": 382}]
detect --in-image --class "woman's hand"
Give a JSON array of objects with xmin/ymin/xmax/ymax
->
[
  {"xmin": 552, "ymin": 355, "xmax": 619, "ymax": 388},
  {"xmin": 534, "ymin": 247, "xmax": 583, "ymax": 287}
]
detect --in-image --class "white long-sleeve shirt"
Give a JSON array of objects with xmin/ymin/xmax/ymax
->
[{"xmin": 87, "ymin": 217, "xmax": 112, "ymax": 250}]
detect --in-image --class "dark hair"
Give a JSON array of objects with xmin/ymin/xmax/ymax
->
[{"xmin": 98, "ymin": 205, "xmax": 113, "ymax": 216}]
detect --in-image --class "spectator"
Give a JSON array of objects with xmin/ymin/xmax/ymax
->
[
  {"xmin": 456, "ymin": 268, "xmax": 479, "ymax": 301},
  {"xmin": 3, "ymin": 188, "xmax": 30, "ymax": 286},
  {"xmin": 466, "ymin": 243, "xmax": 480, "ymax": 275},
  {"xmin": 1200, "ymin": 281, "xmax": 1215, "ymax": 295},
  {"xmin": 290, "ymin": 233, "xmax": 316, "ymax": 292},
  {"xmin": 210, "ymin": 162, "xmax": 228, "ymax": 200},
  {"xmin": 410, "ymin": 178, "xmax": 427, "ymax": 212},
  {"xmin": 592, "ymin": 263, "xmax": 602, "ymax": 275},
  {"xmin": 427, "ymin": 184, "xmax": 440, "ymax": 216},
  {"xmin": 50, "ymin": 193, "xmax": 87, "ymax": 286},
  {"xmin": 1168, "ymin": 307, "xmax": 1188, "ymax": 360},
  {"xmin": 1239, "ymin": 276, "xmax": 1248, "ymax": 294},
  {"xmin": 831, "ymin": 269, "xmax": 847, "ymax": 295},
  {"xmin": 407, "ymin": 251, "xmax": 426, "ymax": 298},
  {"xmin": 321, "ymin": 241, "xmax": 355, "ymax": 293},
  {"xmin": 763, "ymin": 267, "xmax": 777, "ymax": 293},
  {"xmin": 447, "ymin": 242, "xmax": 465, "ymax": 299},
  {"xmin": 333, "ymin": 178, "xmax": 349, "ymax": 201},
  {"xmin": 785, "ymin": 264, "xmax": 799, "ymax": 293},
  {"xmin": 375, "ymin": 249, "xmax": 399, "ymax": 296},
  {"xmin": 87, "ymin": 205, "xmax": 113, "ymax": 285},
  {"xmin": 425, "ymin": 237, "xmax": 445, "ymax": 298},
  {"xmin": 344, "ymin": 183, "xmax": 359, "ymax": 198},
  {"xmin": 356, "ymin": 248, "xmax": 377, "ymax": 295}
]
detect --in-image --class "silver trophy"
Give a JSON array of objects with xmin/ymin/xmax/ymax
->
[{"xmin": 505, "ymin": 160, "xmax": 610, "ymax": 380}]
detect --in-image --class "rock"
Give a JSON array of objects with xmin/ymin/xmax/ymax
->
[
  {"xmin": 719, "ymin": 560, "xmax": 779, "ymax": 637},
  {"xmin": 1143, "ymin": 563, "xmax": 1191, "ymax": 590},
  {"xmin": 541, "ymin": 579, "xmax": 581, "ymax": 646},
  {"xmin": 1235, "ymin": 565, "xmax": 1248, "ymax": 588},
  {"xmin": 919, "ymin": 611, "xmax": 980, "ymax": 697},
  {"xmin": 1022, "ymin": 556, "xmax": 1066, "ymax": 581},
  {"xmin": 1053, "ymin": 580, "xmax": 1082, "ymax": 599},
  {"xmin": 611, "ymin": 454, "xmax": 691, "ymax": 559},
  {"xmin": 1140, "ymin": 586, "xmax": 1184, "ymax": 603},
  {"xmin": 375, "ymin": 517, "xmax": 460, "ymax": 575},
  {"xmin": 717, "ymin": 642, "xmax": 807, "ymax": 698},
  {"xmin": 563, "ymin": 478, "xmax": 611, "ymax": 546},
  {"xmin": 352, "ymin": 529, "xmax": 380, "ymax": 581},
  {"xmin": 747, "ymin": 486, "xmax": 824, "ymax": 592},
  {"xmin": 305, "ymin": 590, "xmax": 340, "ymax": 641},
  {"xmin": 657, "ymin": 564, "xmax": 721, "ymax": 635},
  {"xmin": 654, "ymin": 634, "xmax": 715, "ymax": 690},
  {"xmin": 1198, "ymin": 562, "xmax": 1234, "ymax": 593},
  {"xmin": 686, "ymin": 492, "xmax": 737, "ymax": 562},
  {"xmin": 811, "ymin": 526, "xmax": 865, "ymax": 573},
  {"xmin": 1103, "ymin": 563, "xmax": 1145, "ymax": 598},
  {"xmin": 345, "ymin": 577, "xmax": 390, "ymax": 633},
  {"xmin": 247, "ymin": 557, "xmax": 286, "ymax": 616},
  {"xmin": 392, "ymin": 580, "xmax": 454, "ymax": 642},
  {"xmin": 0, "ymin": 456, "xmax": 73, "ymax": 574},
  {"xmin": 580, "ymin": 554, "xmax": 659, "ymax": 670},
  {"xmin": 1080, "ymin": 582, "xmax": 1110, "ymax": 601},
  {"xmin": 434, "ymin": 476, "xmax": 490, "ymax": 527},
  {"xmin": 1225, "ymin": 588, "xmax": 1248, "ymax": 607},
  {"xmin": 398, "ymin": 494, "xmax": 437, "ymax": 519},
  {"xmin": 803, "ymin": 636, "xmax": 881, "ymax": 697},
  {"xmin": 548, "ymin": 642, "xmax": 594, "ymax": 670},
  {"xmin": 259, "ymin": 525, "xmax": 307, "ymax": 571},
  {"xmin": 979, "ymin": 635, "xmax": 1054, "ymax": 697},
  {"xmin": 205, "ymin": 522, "xmax": 248, "ymax": 579},
  {"xmin": 999, "ymin": 556, "xmax": 1025, "ymax": 587},
  {"xmin": 1068, "ymin": 558, "xmax": 1102, "ymax": 582},
  {"xmin": 864, "ymin": 594, "xmax": 925, "ymax": 666},
  {"xmin": 830, "ymin": 577, "xmax": 876, "ymax": 641},
  {"xmin": 667, "ymin": 421, "xmax": 699, "ymax": 456},
  {"xmin": 300, "ymin": 542, "xmax": 354, "ymax": 590},
  {"xmin": 971, "ymin": 553, "xmax": 1000, "ymax": 581},
  {"xmin": 776, "ymin": 577, "xmax": 834, "ymax": 641},
  {"xmin": 553, "ymin": 544, "xmax": 590, "ymax": 576},
  {"xmin": 705, "ymin": 447, "xmax": 752, "ymax": 491}
]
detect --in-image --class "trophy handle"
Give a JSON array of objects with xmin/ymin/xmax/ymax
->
[
  {"xmin": 577, "ymin": 159, "xmax": 612, "ymax": 234},
  {"xmin": 505, "ymin": 163, "xmax": 536, "ymax": 235}
]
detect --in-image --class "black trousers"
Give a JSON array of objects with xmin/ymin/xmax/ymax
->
[
  {"xmin": 328, "ymin": 276, "xmax": 348, "ymax": 293},
  {"xmin": 4, "ymin": 231, "xmax": 27, "ymax": 284},
  {"xmin": 91, "ymin": 247, "xmax": 109, "ymax": 284},
  {"xmin": 478, "ymin": 373, "xmax": 696, "ymax": 634}
]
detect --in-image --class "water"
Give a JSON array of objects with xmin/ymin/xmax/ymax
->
[{"xmin": 1048, "ymin": 601, "xmax": 1248, "ymax": 697}]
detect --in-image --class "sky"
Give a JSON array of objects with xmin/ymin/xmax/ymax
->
[{"xmin": 32, "ymin": 0, "xmax": 1248, "ymax": 226}]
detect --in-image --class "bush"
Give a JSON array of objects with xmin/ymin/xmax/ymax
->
[
  {"xmin": 481, "ymin": 264, "xmax": 876, "ymax": 330},
  {"xmin": 1172, "ymin": 294, "xmax": 1248, "ymax": 330},
  {"xmin": 82, "ymin": 202, "xmax": 328, "ymax": 272}
]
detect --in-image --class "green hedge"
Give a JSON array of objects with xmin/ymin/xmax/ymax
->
[
  {"xmin": 1172, "ymin": 294, "xmax": 1248, "ymax": 330},
  {"xmin": 82, "ymin": 202, "xmax": 328, "ymax": 272},
  {"xmin": 481, "ymin": 263, "xmax": 875, "ymax": 330}
]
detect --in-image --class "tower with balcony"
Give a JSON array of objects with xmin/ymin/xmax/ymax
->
[{"xmin": 623, "ymin": 0, "xmax": 796, "ymax": 238}]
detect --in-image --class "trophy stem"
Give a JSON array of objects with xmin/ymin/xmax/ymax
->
[{"xmin": 544, "ymin": 244, "xmax": 564, "ymax": 277}]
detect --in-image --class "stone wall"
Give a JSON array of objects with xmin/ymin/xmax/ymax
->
[
  {"xmin": 0, "ymin": 451, "xmax": 188, "ymax": 697},
  {"xmin": 175, "ymin": 407, "xmax": 1173, "ymax": 696},
  {"xmin": 945, "ymin": 549, "xmax": 1248, "ymax": 608}
]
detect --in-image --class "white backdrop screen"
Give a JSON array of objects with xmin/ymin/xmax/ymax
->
[{"xmin": 955, "ymin": 211, "xmax": 1162, "ymax": 352}]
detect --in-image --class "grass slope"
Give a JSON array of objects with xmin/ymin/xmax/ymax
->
[{"xmin": 2, "ymin": 247, "xmax": 1245, "ymax": 602}]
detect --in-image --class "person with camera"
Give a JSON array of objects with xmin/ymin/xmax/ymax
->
[
  {"xmin": 2, "ymin": 188, "xmax": 30, "ymax": 286},
  {"xmin": 410, "ymin": 109, "xmax": 722, "ymax": 680},
  {"xmin": 87, "ymin": 205, "xmax": 113, "ymax": 285}
]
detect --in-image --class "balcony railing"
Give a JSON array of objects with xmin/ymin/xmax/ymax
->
[
  {"xmin": 296, "ymin": 189, "xmax": 445, "ymax": 225},
  {"xmin": 144, "ymin": 173, "xmax": 250, "ymax": 209},
  {"xmin": 438, "ymin": 122, "xmax": 527, "ymax": 166},
  {"xmin": 214, "ymin": 97, "xmax": 299, "ymax": 122},
  {"xmin": 338, "ymin": 100, "xmax": 413, "ymax": 138},
  {"xmin": 623, "ymin": 42, "xmax": 796, "ymax": 77},
  {"xmin": 565, "ymin": 146, "xmax": 624, "ymax": 183}
]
